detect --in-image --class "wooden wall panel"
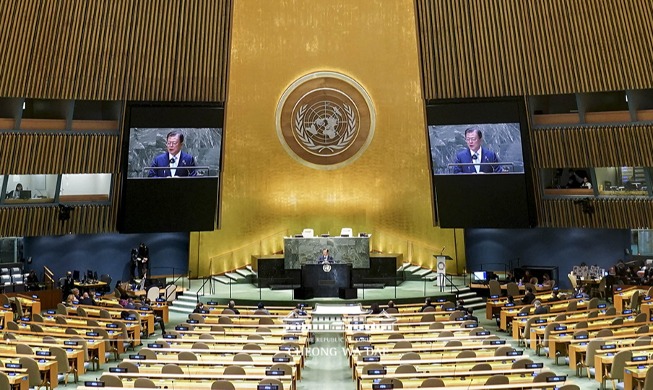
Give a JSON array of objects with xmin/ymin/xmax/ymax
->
[
  {"xmin": 531, "ymin": 124, "xmax": 653, "ymax": 169},
  {"xmin": 416, "ymin": 0, "xmax": 653, "ymax": 99},
  {"xmin": 0, "ymin": 0, "xmax": 231, "ymax": 101}
]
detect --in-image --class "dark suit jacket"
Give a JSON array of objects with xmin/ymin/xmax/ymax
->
[
  {"xmin": 453, "ymin": 147, "xmax": 501, "ymax": 174},
  {"xmin": 148, "ymin": 151, "xmax": 196, "ymax": 177},
  {"xmin": 318, "ymin": 255, "xmax": 334, "ymax": 264}
]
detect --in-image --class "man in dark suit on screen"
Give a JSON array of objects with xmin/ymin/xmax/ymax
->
[
  {"xmin": 317, "ymin": 248, "xmax": 334, "ymax": 264},
  {"xmin": 452, "ymin": 127, "xmax": 503, "ymax": 174},
  {"xmin": 148, "ymin": 130, "xmax": 197, "ymax": 177}
]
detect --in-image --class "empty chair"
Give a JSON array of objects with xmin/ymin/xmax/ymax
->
[
  {"xmin": 256, "ymin": 326, "xmax": 272, "ymax": 333},
  {"xmin": 533, "ymin": 371, "xmax": 558, "ymax": 383},
  {"xmin": 388, "ymin": 333, "xmax": 404, "ymax": 340},
  {"xmin": 379, "ymin": 378, "xmax": 403, "ymax": 388},
  {"xmin": 587, "ymin": 310, "xmax": 599, "ymax": 319},
  {"xmin": 566, "ymin": 300, "xmax": 578, "ymax": 311},
  {"xmin": 118, "ymin": 361, "xmax": 140, "ymax": 373},
  {"xmin": 147, "ymin": 286, "xmax": 159, "ymax": 302},
  {"xmin": 29, "ymin": 323, "xmax": 44, "ymax": 332},
  {"xmin": 482, "ymin": 336, "xmax": 500, "ymax": 345},
  {"xmin": 554, "ymin": 313, "xmax": 567, "ymax": 321},
  {"xmin": 634, "ymin": 336, "xmax": 651, "ymax": 346},
  {"xmin": 138, "ymin": 348, "xmax": 158, "ymax": 360},
  {"xmin": 448, "ymin": 310, "xmax": 465, "ymax": 321},
  {"xmin": 234, "ymin": 353, "xmax": 254, "ymax": 362},
  {"xmin": 224, "ymin": 365, "xmax": 246, "ymax": 375},
  {"xmin": 212, "ymin": 380, "xmax": 236, "ymax": 390},
  {"xmin": 259, "ymin": 378, "xmax": 284, "ymax": 390},
  {"xmin": 438, "ymin": 331, "xmax": 454, "ymax": 337},
  {"xmin": 577, "ymin": 339, "xmax": 605, "ymax": 378},
  {"xmin": 445, "ymin": 340, "xmax": 462, "ymax": 347},
  {"xmin": 517, "ymin": 306, "xmax": 530, "ymax": 316},
  {"xmin": 77, "ymin": 307, "xmax": 88, "ymax": 317},
  {"xmin": 192, "ymin": 342, "xmax": 210, "ymax": 350},
  {"xmin": 393, "ymin": 341, "xmax": 412, "ymax": 349},
  {"xmin": 199, "ymin": 333, "xmax": 215, "ymax": 340},
  {"xmin": 301, "ymin": 228, "xmax": 314, "ymax": 238},
  {"xmin": 86, "ymin": 319, "xmax": 100, "ymax": 327},
  {"xmin": 178, "ymin": 351, "xmax": 198, "ymax": 361},
  {"xmin": 218, "ymin": 316, "xmax": 233, "ymax": 324},
  {"xmin": 99, "ymin": 374, "xmax": 123, "ymax": 387},
  {"xmin": 20, "ymin": 356, "xmax": 49, "ymax": 389},
  {"xmin": 575, "ymin": 320, "xmax": 588, "ymax": 329},
  {"xmin": 488, "ymin": 279, "xmax": 501, "ymax": 297},
  {"xmin": 99, "ymin": 309, "xmax": 112, "ymax": 319},
  {"xmin": 165, "ymin": 284, "xmax": 177, "ymax": 302},
  {"xmin": 242, "ymin": 343, "xmax": 261, "ymax": 351},
  {"xmin": 270, "ymin": 363, "xmax": 292, "ymax": 375},
  {"xmin": 637, "ymin": 325, "xmax": 650, "ymax": 334},
  {"xmin": 631, "ymin": 290, "xmax": 641, "ymax": 311},
  {"xmin": 511, "ymin": 358, "xmax": 534, "ymax": 369},
  {"xmin": 494, "ymin": 346, "xmax": 515, "ymax": 356},
  {"xmin": 134, "ymin": 378, "xmax": 157, "ymax": 388},
  {"xmin": 420, "ymin": 313, "xmax": 435, "ymax": 322},
  {"xmin": 471, "ymin": 363, "xmax": 492, "ymax": 371},
  {"xmin": 419, "ymin": 378, "xmax": 445, "ymax": 388},
  {"xmin": 611, "ymin": 317, "xmax": 624, "ymax": 325},
  {"xmin": 6, "ymin": 321, "xmax": 19, "ymax": 331},
  {"xmin": 51, "ymin": 345, "xmax": 77, "ymax": 385},
  {"xmin": 605, "ymin": 306, "xmax": 617, "ymax": 316},
  {"xmin": 596, "ymin": 328, "xmax": 613, "ymax": 338},
  {"xmin": 602, "ymin": 350, "xmax": 632, "ymax": 390},
  {"xmin": 395, "ymin": 364, "xmax": 417, "ymax": 374},
  {"xmin": 16, "ymin": 343, "xmax": 34, "ymax": 355},
  {"xmin": 456, "ymin": 350, "xmax": 476, "ymax": 358},
  {"xmin": 259, "ymin": 317, "xmax": 275, "ymax": 325},
  {"xmin": 400, "ymin": 352, "xmax": 420, "ymax": 361},
  {"xmin": 32, "ymin": 313, "xmax": 44, "ymax": 322},
  {"xmin": 428, "ymin": 322, "xmax": 444, "ymax": 330},
  {"xmin": 485, "ymin": 375, "xmax": 509, "ymax": 385},
  {"xmin": 635, "ymin": 312, "xmax": 648, "ymax": 323},
  {"xmin": 189, "ymin": 313, "xmax": 205, "ymax": 323},
  {"xmin": 557, "ymin": 385, "xmax": 580, "ymax": 390},
  {"xmin": 588, "ymin": 297, "xmax": 599, "ymax": 309},
  {"xmin": 506, "ymin": 282, "xmax": 520, "ymax": 298},
  {"xmin": 247, "ymin": 334, "xmax": 264, "ymax": 341},
  {"xmin": 272, "ymin": 352, "xmax": 291, "ymax": 362},
  {"xmin": 0, "ymin": 372, "xmax": 11, "ymax": 390},
  {"xmin": 162, "ymin": 364, "xmax": 184, "ymax": 374}
]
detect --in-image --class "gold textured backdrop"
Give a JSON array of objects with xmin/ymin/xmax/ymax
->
[{"xmin": 189, "ymin": 0, "xmax": 462, "ymax": 277}]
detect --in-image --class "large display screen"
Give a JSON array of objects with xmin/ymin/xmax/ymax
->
[
  {"xmin": 428, "ymin": 123, "xmax": 524, "ymax": 174},
  {"xmin": 118, "ymin": 103, "xmax": 224, "ymax": 233},
  {"xmin": 426, "ymin": 98, "xmax": 535, "ymax": 228}
]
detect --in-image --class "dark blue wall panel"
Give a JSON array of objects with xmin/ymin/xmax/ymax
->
[
  {"xmin": 465, "ymin": 228, "xmax": 630, "ymax": 289},
  {"xmin": 24, "ymin": 232, "xmax": 189, "ymax": 285}
]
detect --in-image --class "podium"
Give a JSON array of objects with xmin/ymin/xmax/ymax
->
[
  {"xmin": 300, "ymin": 263, "xmax": 353, "ymax": 297},
  {"xmin": 433, "ymin": 254, "xmax": 453, "ymax": 292}
]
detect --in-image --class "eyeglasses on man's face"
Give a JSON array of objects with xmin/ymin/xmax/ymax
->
[
  {"xmin": 465, "ymin": 137, "xmax": 479, "ymax": 142},
  {"xmin": 166, "ymin": 141, "xmax": 180, "ymax": 146}
]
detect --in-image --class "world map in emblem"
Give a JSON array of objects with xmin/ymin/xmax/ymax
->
[
  {"xmin": 293, "ymin": 94, "xmax": 358, "ymax": 156},
  {"xmin": 276, "ymin": 72, "xmax": 375, "ymax": 170}
]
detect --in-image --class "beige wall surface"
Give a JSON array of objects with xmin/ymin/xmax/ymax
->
[{"xmin": 190, "ymin": 0, "xmax": 463, "ymax": 276}]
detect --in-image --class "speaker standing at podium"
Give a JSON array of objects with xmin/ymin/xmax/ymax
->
[
  {"xmin": 317, "ymin": 248, "xmax": 333, "ymax": 264},
  {"xmin": 148, "ymin": 131, "xmax": 197, "ymax": 177}
]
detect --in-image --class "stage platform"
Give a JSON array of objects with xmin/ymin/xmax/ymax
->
[{"xmin": 184, "ymin": 277, "xmax": 468, "ymax": 306}]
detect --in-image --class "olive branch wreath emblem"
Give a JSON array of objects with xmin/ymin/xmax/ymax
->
[{"xmin": 294, "ymin": 103, "xmax": 357, "ymax": 153}]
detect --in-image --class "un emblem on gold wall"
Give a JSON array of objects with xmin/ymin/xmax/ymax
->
[{"xmin": 276, "ymin": 72, "xmax": 375, "ymax": 169}]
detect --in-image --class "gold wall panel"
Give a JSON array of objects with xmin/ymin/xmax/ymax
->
[{"xmin": 189, "ymin": 0, "xmax": 462, "ymax": 277}]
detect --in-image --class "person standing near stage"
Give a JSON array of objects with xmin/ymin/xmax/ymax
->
[{"xmin": 137, "ymin": 242, "xmax": 149, "ymax": 278}]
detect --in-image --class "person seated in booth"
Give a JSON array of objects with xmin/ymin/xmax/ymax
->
[
  {"xmin": 288, "ymin": 303, "xmax": 308, "ymax": 318},
  {"xmin": 193, "ymin": 302, "xmax": 205, "ymax": 314},
  {"xmin": 256, "ymin": 302, "xmax": 270, "ymax": 315},
  {"xmin": 419, "ymin": 297, "xmax": 435, "ymax": 312},
  {"xmin": 25, "ymin": 270, "xmax": 39, "ymax": 291},
  {"xmin": 78, "ymin": 291, "xmax": 96, "ymax": 306},
  {"xmin": 521, "ymin": 287, "xmax": 535, "ymax": 305},
  {"xmin": 541, "ymin": 274, "xmax": 554, "ymax": 289},
  {"xmin": 142, "ymin": 298, "xmax": 167, "ymax": 335},
  {"xmin": 369, "ymin": 302, "xmax": 383, "ymax": 315},
  {"xmin": 227, "ymin": 300, "xmax": 240, "ymax": 314},
  {"xmin": 533, "ymin": 300, "xmax": 548, "ymax": 315},
  {"xmin": 6, "ymin": 183, "xmax": 23, "ymax": 199},
  {"xmin": 317, "ymin": 248, "xmax": 333, "ymax": 264},
  {"xmin": 548, "ymin": 290, "xmax": 561, "ymax": 302}
]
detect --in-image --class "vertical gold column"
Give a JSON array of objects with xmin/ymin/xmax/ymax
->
[{"xmin": 190, "ymin": 0, "xmax": 464, "ymax": 276}]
